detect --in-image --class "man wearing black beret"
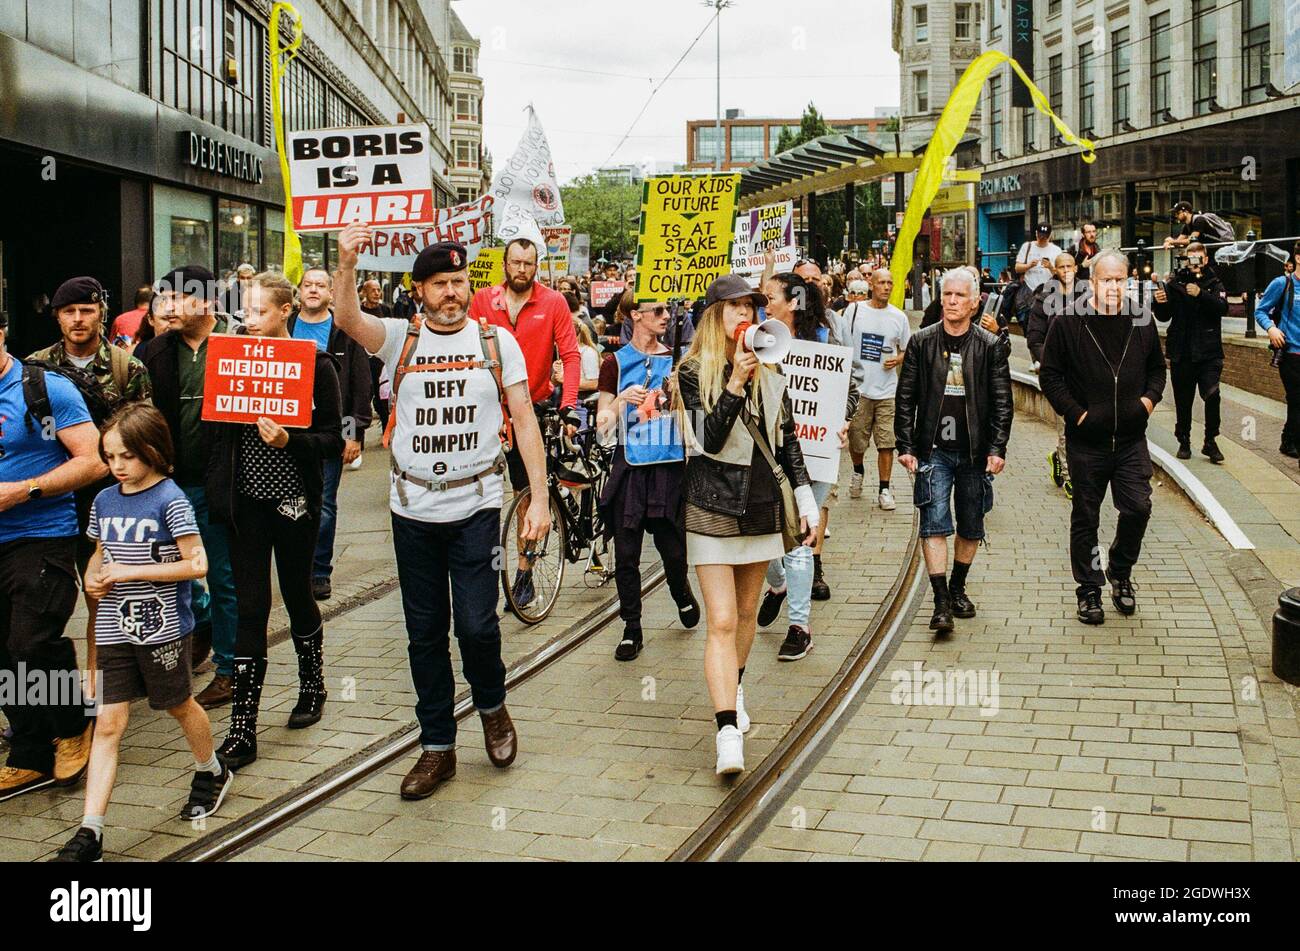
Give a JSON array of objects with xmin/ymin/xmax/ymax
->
[{"xmin": 332, "ymin": 224, "xmax": 551, "ymax": 799}]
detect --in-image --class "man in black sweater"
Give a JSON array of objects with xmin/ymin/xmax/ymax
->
[
  {"xmin": 1039, "ymin": 250, "xmax": 1167, "ymax": 625},
  {"xmin": 1152, "ymin": 242, "xmax": 1229, "ymax": 462}
]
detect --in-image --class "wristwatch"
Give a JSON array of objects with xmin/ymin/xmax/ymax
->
[{"xmin": 26, "ymin": 480, "xmax": 42, "ymax": 500}]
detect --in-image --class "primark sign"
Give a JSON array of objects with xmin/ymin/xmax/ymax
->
[
  {"xmin": 180, "ymin": 131, "xmax": 264, "ymax": 184},
  {"xmin": 978, "ymin": 175, "xmax": 1022, "ymax": 198}
]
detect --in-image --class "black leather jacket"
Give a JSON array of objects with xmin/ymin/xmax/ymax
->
[
  {"xmin": 894, "ymin": 322, "xmax": 1014, "ymax": 463},
  {"xmin": 675, "ymin": 362, "xmax": 810, "ymax": 517}
]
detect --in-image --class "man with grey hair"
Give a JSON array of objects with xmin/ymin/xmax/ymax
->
[
  {"xmin": 1039, "ymin": 248, "xmax": 1166, "ymax": 625},
  {"xmin": 895, "ymin": 267, "xmax": 1013, "ymax": 636}
]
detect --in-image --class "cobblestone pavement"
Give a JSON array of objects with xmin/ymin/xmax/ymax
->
[
  {"xmin": 232, "ymin": 459, "xmax": 913, "ymax": 862},
  {"xmin": 741, "ymin": 415, "xmax": 1300, "ymax": 862}
]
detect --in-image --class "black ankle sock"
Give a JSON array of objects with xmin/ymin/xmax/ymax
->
[
  {"xmin": 879, "ymin": 480, "xmax": 890, "ymax": 491},
  {"xmin": 930, "ymin": 572, "xmax": 949, "ymax": 605},
  {"xmin": 949, "ymin": 560, "xmax": 971, "ymax": 593},
  {"xmin": 737, "ymin": 666, "xmax": 745, "ymax": 683},
  {"xmin": 715, "ymin": 710, "xmax": 738, "ymax": 731},
  {"xmin": 853, "ymin": 463, "xmax": 865, "ymax": 475}
]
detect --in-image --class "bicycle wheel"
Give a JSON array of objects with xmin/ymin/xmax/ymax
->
[{"xmin": 500, "ymin": 487, "xmax": 566, "ymax": 624}]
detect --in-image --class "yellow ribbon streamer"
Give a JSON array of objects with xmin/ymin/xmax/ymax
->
[
  {"xmin": 270, "ymin": 2, "xmax": 304, "ymax": 284},
  {"xmin": 889, "ymin": 51, "xmax": 1096, "ymax": 309}
]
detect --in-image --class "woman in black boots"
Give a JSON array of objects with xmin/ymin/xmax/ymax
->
[{"xmin": 210, "ymin": 272, "xmax": 343, "ymax": 769}]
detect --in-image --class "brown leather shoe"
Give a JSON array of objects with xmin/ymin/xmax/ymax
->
[
  {"xmin": 480, "ymin": 705, "xmax": 517, "ymax": 768},
  {"xmin": 195, "ymin": 673, "xmax": 233, "ymax": 709},
  {"xmin": 399, "ymin": 749, "xmax": 456, "ymax": 800},
  {"xmin": 0, "ymin": 766, "xmax": 56, "ymax": 802},
  {"xmin": 54, "ymin": 720, "xmax": 94, "ymax": 785}
]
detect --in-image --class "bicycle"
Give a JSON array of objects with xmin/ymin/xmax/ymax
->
[{"xmin": 500, "ymin": 405, "xmax": 616, "ymax": 624}]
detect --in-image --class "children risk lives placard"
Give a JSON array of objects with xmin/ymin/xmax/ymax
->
[
  {"xmin": 288, "ymin": 124, "xmax": 435, "ymax": 232},
  {"xmin": 201, "ymin": 335, "xmax": 317, "ymax": 428},
  {"xmin": 781, "ymin": 339, "xmax": 852, "ymax": 485}
]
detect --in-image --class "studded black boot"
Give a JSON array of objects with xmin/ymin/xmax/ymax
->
[
  {"xmin": 217, "ymin": 657, "xmax": 266, "ymax": 770},
  {"xmin": 288, "ymin": 626, "xmax": 327, "ymax": 729}
]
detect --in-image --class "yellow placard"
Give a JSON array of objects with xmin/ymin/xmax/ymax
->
[
  {"xmin": 469, "ymin": 247, "xmax": 504, "ymax": 292},
  {"xmin": 635, "ymin": 173, "xmax": 740, "ymax": 302},
  {"xmin": 889, "ymin": 51, "xmax": 1095, "ymax": 309},
  {"xmin": 270, "ymin": 2, "xmax": 304, "ymax": 284}
]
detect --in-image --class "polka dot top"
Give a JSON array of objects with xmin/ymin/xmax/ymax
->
[{"xmin": 238, "ymin": 425, "xmax": 305, "ymax": 501}]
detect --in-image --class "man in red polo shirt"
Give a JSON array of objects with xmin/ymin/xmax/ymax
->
[{"xmin": 469, "ymin": 236, "xmax": 581, "ymax": 607}]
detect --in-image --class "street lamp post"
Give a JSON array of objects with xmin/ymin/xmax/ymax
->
[{"xmin": 704, "ymin": 1, "xmax": 733, "ymax": 173}]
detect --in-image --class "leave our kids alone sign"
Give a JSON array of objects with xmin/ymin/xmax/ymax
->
[
  {"xmin": 201, "ymin": 336, "xmax": 317, "ymax": 429},
  {"xmin": 288, "ymin": 124, "xmax": 435, "ymax": 232}
]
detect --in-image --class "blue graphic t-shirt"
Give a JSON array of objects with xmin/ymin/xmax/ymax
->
[
  {"xmin": 292, "ymin": 313, "xmax": 334, "ymax": 352},
  {"xmin": 87, "ymin": 479, "xmax": 200, "ymax": 645},
  {"xmin": 0, "ymin": 358, "xmax": 93, "ymax": 544}
]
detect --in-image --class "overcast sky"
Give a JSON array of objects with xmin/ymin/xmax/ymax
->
[{"xmin": 453, "ymin": 0, "xmax": 900, "ymax": 183}]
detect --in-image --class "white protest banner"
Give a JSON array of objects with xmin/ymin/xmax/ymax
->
[
  {"xmin": 289, "ymin": 124, "xmax": 434, "ymax": 232},
  {"xmin": 355, "ymin": 195, "xmax": 494, "ymax": 272},
  {"xmin": 570, "ymin": 234, "xmax": 591, "ymax": 275},
  {"xmin": 731, "ymin": 200, "xmax": 796, "ymax": 283},
  {"xmin": 781, "ymin": 339, "xmax": 852, "ymax": 484},
  {"xmin": 490, "ymin": 106, "xmax": 563, "ymax": 251}
]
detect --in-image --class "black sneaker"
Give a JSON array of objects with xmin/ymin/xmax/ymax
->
[
  {"xmin": 1077, "ymin": 589, "xmax": 1105, "ymax": 625},
  {"xmin": 181, "ymin": 765, "xmax": 233, "ymax": 821},
  {"xmin": 1107, "ymin": 573, "xmax": 1137, "ymax": 616},
  {"xmin": 614, "ymin": 631, "xmax": 642, "ymax": 662},
  {"xmin": 949, "ymin": 588, "xmax": 977, "ymax": 618},
  {"xmin": 1201, "ymin": 440, "xmax": 1224, "ymax": 464},
  {"xmin": 757, "ymin": 588, "xmax": 787, "ymax": 627},
  {"xmin": 1176, "ymin": 441, "xmax": 1191, "ymax": 460},
  {"xmin": 677, "ymin": 591, "xmax": 701, "ymax": 629},
  {"xmin": 312, "ymin": 577, "xmax": 331, "ymax": 601},
  {"xmin": 51, "ymin": 827, "xmax": 102, "ymax": 863},
  {"xmin": 511, "ymin": 569, "xmax": 535, "ymax": 607},
  {"xmin": 1280, "ymin": 441, "xmax": 1299, "ymax": 459},
  {"xmin": 929, "ymin": 601, "xmax": 954, "ymax": 635},
  {"xmin": 777, "ymin": 625, "xmax": 812, "ymax": 661}
]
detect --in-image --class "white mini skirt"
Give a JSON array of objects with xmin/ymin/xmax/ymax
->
[{"xmin": 686, "ymin": 531, "xmax": 785, "ymax": 567}]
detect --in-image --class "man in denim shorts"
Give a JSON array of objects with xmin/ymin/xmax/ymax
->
[{"xmin": 895, "ymin": 269, "xmax": 1014, "ymax": 635}]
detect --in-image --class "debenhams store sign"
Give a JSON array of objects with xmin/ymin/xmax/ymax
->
[{"xmin": 180, "ymin": 131, "xmax": 264, "ymax": 184}]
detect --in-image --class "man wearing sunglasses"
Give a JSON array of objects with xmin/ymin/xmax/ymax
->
[{"xmin": 1255, "ymin": 241, "xmax": 1300, "ymax": 459}]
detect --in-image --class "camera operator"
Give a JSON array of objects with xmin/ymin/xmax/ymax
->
[{"xmin": 1153, "ymin": 242, "xmax": 1229, "ymax": 463}]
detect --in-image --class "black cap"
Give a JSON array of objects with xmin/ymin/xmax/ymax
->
[
  {"xmin": 51, "ymin": 276, "xmax": 107, "ymax": 312},
  {"xmin": 704, "ymin": 273, "xmax": 768, "ymax": 310},
  {"xmin": 412, "ymin": 241, "xmax": 469, "ymax": 282},
  {"xmin": 1035, "ymin": 222, "xmax": 1052, "ymax": 236},
  {"xmin": 155, "ymin": 265, "xmax": 218, "ymax": 301},
  {"xmin": 1172, "ymin": 201, "xmax": 1193, "ymax": 216}
]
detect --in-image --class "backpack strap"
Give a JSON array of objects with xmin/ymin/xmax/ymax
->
[
  {"xmin": 20, "ymin": 362, "xmax": 51, "ymax": 433},
  {"xmin": 381, "ymin": 316, "xmax": 424, "ymax": 449},
  {"xmin": 108, "ymin": 345, "xmax": 131, "ymax": 396},
  {"xmin": 477, "ymin": 317, "xmax": 513, "ymax": 452}
]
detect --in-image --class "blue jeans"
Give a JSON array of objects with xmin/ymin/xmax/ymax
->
[
  {"xmin": 183, "ymin": 485, "xmax": 239, "ymax": 677},
  {"xmin": 765, "ymin": 481, "xmax": 833, "ymax": 629},
  {"xmin": 914, "ymin": 448, "xmax": 992, "ymax": 540},
  {"xmin": 391, "ymin": 508, "xmax": 507, "ymax": 749},
  {"xmin": 313, "ymin": 456, "xmax": 343, "ymax": 581}
]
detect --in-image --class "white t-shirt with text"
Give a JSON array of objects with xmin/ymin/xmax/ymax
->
[
  {"xmin": 842, "ymin": 301, "xmax": 911, "ymax": 400},
  {"xmin": 376, "ymin": 318, "xmax": 527, "ymax": 523}
]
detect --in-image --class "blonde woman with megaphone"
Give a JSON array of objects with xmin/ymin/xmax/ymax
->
[{"xmin": 672, "ymin": 274, "xmax": 818, "ymax": 778}]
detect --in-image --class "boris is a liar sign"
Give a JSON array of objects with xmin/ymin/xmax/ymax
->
[{"xmin": 288, "ymin": 124, "xmax": 435, "ymax": 232}]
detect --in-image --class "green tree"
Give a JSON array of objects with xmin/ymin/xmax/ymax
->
[
  {"xmin": 559, "ymin": 174, "xmax": 642, "ymax": 261},
  {"xmin": 774, "ymin": 101, "xmax": 834, "ymax": 155}
]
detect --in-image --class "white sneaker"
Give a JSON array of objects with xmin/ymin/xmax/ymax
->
[
  {"xmin": 878, "ymin": 487, "xmax": 896, "ymax": 510},
  {"xmin": 736, "ymin": 684, "xmax": 751, "ymax": 734},
  {"xmin": 348, "ymin": 453, "xmax": 364, "ymax": 471},
  {"xmin": 849, "ymin": 472, "xmax": 864, "ymax": 499},
  {"xmin": 715, "ymin": 725, "xmax": 744, "ymax": 775}
]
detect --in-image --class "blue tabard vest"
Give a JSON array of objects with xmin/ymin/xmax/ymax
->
[{"xmin": 615, "ymin": 344, "xmax": 685, "ymax": 466}]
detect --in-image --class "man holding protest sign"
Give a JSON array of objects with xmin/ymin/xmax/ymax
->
[{"xmin": 333, "ymin": 223, "xmax": 550, "ymax": 799}]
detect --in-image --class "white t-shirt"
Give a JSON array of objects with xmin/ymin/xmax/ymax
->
[
  {"xmin": 1018, "ymin": 240, "xmax": 1063, "ymax": 290},
  {"xmin": 842, "ymin": 301, "xmax": 911, "ymax": 400},
  {"xmin": 375, "ymin": 318, "xmax": 527, "ymax": 523},
  {"xmin": 580, "ymin": 344, "xmax": 600, "ymax": 380}
]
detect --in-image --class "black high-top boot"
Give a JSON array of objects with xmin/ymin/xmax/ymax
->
[
  {"xmin": 288, "ymin": 626, "xmax": 327, "ymax": 729},
  {"xmin": 217, "ymin": 657, "xmax": 266, "ymax": 770}
]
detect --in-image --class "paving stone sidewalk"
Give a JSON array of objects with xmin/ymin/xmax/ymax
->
[{"xmin": 741, "ymin": 415, "xmax": 1300, "ymax": 862}]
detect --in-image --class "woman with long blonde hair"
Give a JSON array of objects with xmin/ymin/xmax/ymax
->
[{"xmin": 672, "ymin": 275, "xmax": 817, "ymax": 777}]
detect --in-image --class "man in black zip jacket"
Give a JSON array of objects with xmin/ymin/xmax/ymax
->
[
  {"xmin": 896, "ymin": 268, "xmax": 1013, "ymax": 636},
  {"xmin": 1152, "ymin": 242, "xmax": 1229, "ymax": 462},
  {"xmin": 1039, "ymin": 250, "xmax": 1166, "ymax": 625}
]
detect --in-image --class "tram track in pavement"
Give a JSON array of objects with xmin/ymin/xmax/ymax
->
[{"xmin": 169, "ymin": 506, "xmax": 925, "ymax": 862}]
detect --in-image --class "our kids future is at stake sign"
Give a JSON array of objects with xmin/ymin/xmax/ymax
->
[
  {"xmin": 288, "ymin": 124, "xmax": 435, "ymax": 232},
  {"xmin": 635, "ymin": 173, "xmax": 740, "ymax": 302}
]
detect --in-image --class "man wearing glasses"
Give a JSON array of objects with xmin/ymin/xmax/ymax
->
[
  {"xmin": 468, "ymin": 237, "xmax": 581, "ymax": 607},
  {"xmin": 1039, "ymin": 250, "xmax": 1166, "ymax": 626}
]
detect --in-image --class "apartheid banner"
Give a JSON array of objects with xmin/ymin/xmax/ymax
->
[
  {"xmin": 732, "ymin": 200, "xmax": 796, "ymax": 284},
  {"xmin": 590, "ymin": 280, "xmax": 625, "ymax": 309},
  {"xmin": 635, "ymin": 173, "xmax": 740, "ymax": 302},
  {"xmin": 781, "ymin": 339, "xmax": 852, "ymax": 484},
  {"xmin": 355, "ymin": 195, "xmax": 494, "ymax": 272},
  {"xmin": 540, "ymin": 226, "xmax": 572, "ymax": 282},
  {"xmin": 201, "ymin": 335, "xmax": 316, "ymax": 428},
  {"xmin": 288, "ymin": 124, "xmax": 434, "ymax": 232},
  {"xmin": 469, "ymin": 247, "xmax": 505, "ymax": 291}
]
